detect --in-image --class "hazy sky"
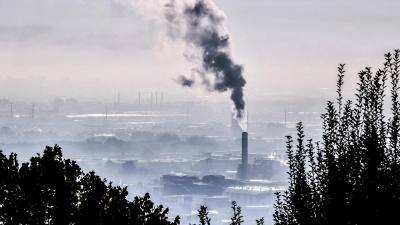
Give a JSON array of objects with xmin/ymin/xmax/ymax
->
[{"xmin": 1, "ymin": 0, "xmax": 400, "ymax": 101}]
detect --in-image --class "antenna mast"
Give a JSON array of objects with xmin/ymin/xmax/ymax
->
[
  {"xmin": 32, "ymin": 104, "xmax": 34, "ymax": 122},
  {"xmin": 285, "ymin": 110, "xmax": 287, "ymax": 128}
]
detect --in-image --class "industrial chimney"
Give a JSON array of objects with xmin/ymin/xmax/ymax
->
[
  {"xmin": 238, "ymin": 131, "xmax": 248, "ymax": 180},
  {"xmin": 242, "ymin": 132, "xmax": 248, "ymax": 166}
]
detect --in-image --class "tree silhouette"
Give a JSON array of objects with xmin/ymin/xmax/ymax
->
[
  {"xmin": 190, "ymin": 202, "xmax": 244, "ymax": 225},
  {"xmin": 0, "ymin": 145, "xmax": 180, "ymax": 225},
  {"xmin": 273, "ymin": 49, "xmax": 400, "ymax": 225}
]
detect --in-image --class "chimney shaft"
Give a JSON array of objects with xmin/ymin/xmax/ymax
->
[{"xmin": 242, "ymin": 132, "xmax": 248, "ymax": 166}]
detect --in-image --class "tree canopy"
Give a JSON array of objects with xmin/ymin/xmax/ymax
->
[
  {"xmin": 0, "ymin": 145, "xmax": 179, "ymax": 225},
  {"xmin": 273, "ymin": 50, "xmax": 400, "ymax": 225}
]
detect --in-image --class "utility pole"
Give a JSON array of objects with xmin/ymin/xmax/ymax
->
[
  {"xmin": 32, "ymin": 104, "xmax": 34, "ymax": 122},
  {"xmin": 285, "ymin": 110, "xmax": 287, "ymax": 129}
]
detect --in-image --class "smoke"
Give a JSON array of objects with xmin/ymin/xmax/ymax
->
[{"xmin": 116, "ymin": 0, "xmax": 247, "ymax": 130}]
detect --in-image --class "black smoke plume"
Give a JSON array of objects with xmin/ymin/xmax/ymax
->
[
  {"xmin": 126, "ymin": 0, "xmax": 247, "ymax": 129},
  {"xmin": 163, "ymin": 0, "xmax": 247, "ymax": 130}
]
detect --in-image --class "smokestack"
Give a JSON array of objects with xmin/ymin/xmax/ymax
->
[
  {"xmin": 241, "ymin": 131, "xmax": 248, "ymax": 179},
  {"xmin": 156, "ymin": 92, "xmax": 158, "ymax": 105},
  {"xmin": 242, "ymin": 132, "xmax": 248, "ymax": 166}
]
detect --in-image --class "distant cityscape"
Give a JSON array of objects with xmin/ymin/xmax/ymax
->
[{"xmin": 0, "ymin": 89, "xmax": 326, "ymax": 225}]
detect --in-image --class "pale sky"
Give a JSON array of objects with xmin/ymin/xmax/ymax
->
[{"xmin": 1, "ymin": 0, "xmax": 400, "ymax": 101}]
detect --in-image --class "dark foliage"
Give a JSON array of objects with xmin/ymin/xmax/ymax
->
[
  {"xmin": 273, "ymin": 50, "xmax": 400, "ymax": 225},
  {"xmin": 0, "ymin": 145, "xmax": 179, "ymax": 225},
  {"xmin": 104, "ymin": 137, "xmax": 126, "ymax": 149},
  {"xmin": 230, "ymin": 201, "xmax": 244, "ymax": 225},
  {"xmin": 156, "ymin": 132, "xmax": 180, "ymax": 143},
  {"xmin": 191, "ymin": 201, "xmax": 245, "ymax": 225},
  {"xmin": 122, "ymin": 160, "xmax": 137, "ymax": 172},
  {"xmin": 190, "ymin": 205, "xmax": 211, "ymax": 225}
]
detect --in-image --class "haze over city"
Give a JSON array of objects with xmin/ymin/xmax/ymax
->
[{"xmin": 1, "ymin": 1, "xmax": 400, "ymax": 225}]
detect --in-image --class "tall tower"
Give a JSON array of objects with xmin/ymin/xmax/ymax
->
[
  {"xmin": 237, "ymin": 132, "xmax": 249, "ymax": 180},
  {"xmin": 241, "ymin": 132, "xmax": 248, "ymax": 179},
  {"xmin": 242, "ymin": 132, "xmax": 248, "ymax": 166}
]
